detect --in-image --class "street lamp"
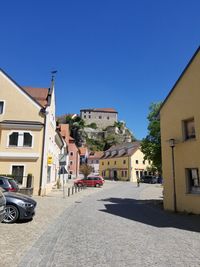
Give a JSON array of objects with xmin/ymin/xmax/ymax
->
[{"xmin": 169, "ymin": 138, "xmax": 177, "ymax": 212}]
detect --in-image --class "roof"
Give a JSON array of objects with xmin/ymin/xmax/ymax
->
[
  {"xmin": 159, "ymin": 46, "xmax": 200, "ymax": 113},
  {"xmin": 79, "ymin": 147, "xmax": 88, "ymax": 156},
  {"xmin": 101, "ymin": 142, "xmax": 141, "ymax": 159},
  {"xmin": 58, "ymin": 124, "xmax": 70, "ymax": 143},
  {"xmin": 80, "ymin": 108, "xmax": 117, "ymax": 113},
  {"xmin": 88, "ymin": 151, "xmax": 104, "ymax": 159},
  {"xmin": 23, "ymin": 87, "xmax": 49, "ymax": 107},
  {"xmin": 0, "ymin": 68, "xmax": 43, "ymax": 109}
]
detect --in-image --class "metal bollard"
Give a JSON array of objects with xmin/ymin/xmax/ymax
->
[
  {"xmin": 75, "ymin": 186, "xmax": 77, "ymax": 193},
  {"xmin": 72, "ymin": 186, "xmax": 74, "ymax": 195},
  {"xmin": 68, "ymin": 187, "xmax": 70, "ymax": 197}
]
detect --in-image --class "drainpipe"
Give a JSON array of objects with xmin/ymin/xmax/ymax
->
[{"xmin": 39, "ymin": 108, "xmax": 47, "ymax": 195}]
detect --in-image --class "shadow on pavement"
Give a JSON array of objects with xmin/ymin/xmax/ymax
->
[{"xmin": 99, "ymin": 197, "xmax": 200, "ymax": 233}]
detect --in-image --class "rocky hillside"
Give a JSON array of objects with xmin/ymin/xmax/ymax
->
[{"xmin": 57, "ymin": 114, "xmax": 136, "ymax": 151}]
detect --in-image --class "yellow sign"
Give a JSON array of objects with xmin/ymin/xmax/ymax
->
[{"xmin": 47, "ymin": 155, "xmax": 53, "ymax": 164}]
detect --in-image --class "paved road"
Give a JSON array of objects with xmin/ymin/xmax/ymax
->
[{"xmin": 17, "ymin": 182, "xmax": 200, "ymax": 267}]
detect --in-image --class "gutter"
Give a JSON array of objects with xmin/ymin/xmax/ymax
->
[{"xmin": 39, "ymin": 108, "xmax": 47, "ymax": 195}]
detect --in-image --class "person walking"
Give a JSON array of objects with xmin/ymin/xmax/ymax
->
[{"xmin": 137, "ymin": 177, "xmax": 140, "ymax": 187}]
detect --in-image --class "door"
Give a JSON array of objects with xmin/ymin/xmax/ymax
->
[{"xmin": 12, "ymin": 166, "xmax": 24, "ymax": 184}]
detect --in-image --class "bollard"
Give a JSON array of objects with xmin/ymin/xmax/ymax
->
[
  {"xmin": 78, "ymin": 186, "xmax": 80, "ymax": 192},
  {"xmin": 68, "ymin": 187, "xmax": 70, "ymax": 197},
  {"xmin": 75, "ymin": 186, "xmax": 77, "ymax": 193},
  {"xmin": 72, "ymin": 186, "xmax": 74, "ymax": 195}
]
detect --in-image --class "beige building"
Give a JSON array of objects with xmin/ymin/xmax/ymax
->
[
  {"xmin": 80, "ymin": 108, "xmax": 118, "ymax": 129},
  {"xmin": 160, "ymin": 47, "xmax": 200, "ymax": 214},
  {"xmin": 0, "ymin": 69, "xmax": 65, "ymax": 195},
  {"xmin": 99, "ymin": 142, "xmax": 151, "ymax": 182}
]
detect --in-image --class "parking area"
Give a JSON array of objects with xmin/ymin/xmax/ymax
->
[{"xmin": 0, "ymin": 181, "xmax": 112, "ymax": 267}]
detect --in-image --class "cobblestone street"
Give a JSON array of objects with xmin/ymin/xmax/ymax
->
[{"xmin": 1, "ymin": 181, "xmax": 200, "ymax": 267}]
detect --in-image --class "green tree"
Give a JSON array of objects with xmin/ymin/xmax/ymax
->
[
  {"xmin": 141, "ymin": 102, "xmax": 162, "ymax": 174},
  {"xmin": 79, "ymin": 164, "xmax": 93, "ymax": 178}
]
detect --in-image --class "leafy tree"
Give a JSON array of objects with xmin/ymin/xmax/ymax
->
[
  {"xmin": 141, "ymin": 102, "xmax": 162, "ymax": 174},
  {"xmin": 79, "ymin": 164, "xmax": 93, "ymax": 178},
  {"xmin": 86, "ymin": 123, "xmax": 97, "ymax": 129}
]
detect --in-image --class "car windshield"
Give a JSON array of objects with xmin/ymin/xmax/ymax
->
[{"xmin": 8, "ymin": 179, "xmax": 18, "ymax": 188}]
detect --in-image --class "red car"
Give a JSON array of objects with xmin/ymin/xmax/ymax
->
[{"xmin": 74, "ymin": 176, "xmax": 104, "ymax": 187}]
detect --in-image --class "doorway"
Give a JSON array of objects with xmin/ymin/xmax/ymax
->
[{"xmin": 12, "ymin": 165, "xmax": 24, "ymax": 184}]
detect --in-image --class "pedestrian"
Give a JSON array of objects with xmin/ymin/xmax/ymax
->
[{"xmin": 137, "ymin": 177, "xmax": 140, "ymax": 187}]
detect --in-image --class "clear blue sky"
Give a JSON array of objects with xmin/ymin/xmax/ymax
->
[{"xmin": 0, "ymin": 0, "xmax": 199, "ymax": 139}]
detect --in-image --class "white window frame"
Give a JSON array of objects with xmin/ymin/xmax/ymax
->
[
  {"xmin": 7, "ymin": 131, "xmax": 34, "ymax": 148},
  {"xmin": 0, "ymin": 100, "xmax": 5, "ymax": 115}
]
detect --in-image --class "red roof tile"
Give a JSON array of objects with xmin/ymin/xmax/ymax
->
[{"xmin": 23, "ymin": 87, "xmax": 49, "ymax": 107}]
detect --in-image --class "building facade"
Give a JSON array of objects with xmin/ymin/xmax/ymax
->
[
  {"xmin": 99, "ymin": 142, "xmax": 151, "ymax": 182},
  {"xmin": 0, "ymin": 69, "xmax": 64, "ymax": 195},
  {"xmin": 80, "ymin": 108, "xmax": 118, "ymax": 129},
  {"xmin": 160, "ymin": 47, "xmax": 200, "ymax": 214},
  {"xmin": 88, "ymin": 151, "xmax": 104, "ymax": 175}
]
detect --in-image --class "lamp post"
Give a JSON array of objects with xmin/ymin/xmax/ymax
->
[{"xmin": 169, "ymin": 138, "xmax": 177, "ymax": 212}]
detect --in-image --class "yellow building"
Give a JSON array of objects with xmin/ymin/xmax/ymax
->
[
  {"xmin": 0, "ymin": 69, "xmax": 65, "ymax": 195},
  {"xmin": 160, "ymin": 46, "xmax": 200, "ymax": 214},
  {"xmin": 99, "ymin": 142, "xmax": 151, "ymax": 181}
]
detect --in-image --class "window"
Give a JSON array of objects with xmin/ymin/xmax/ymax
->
[
  {"xmin": 70, "ymin": 152, "xmax": 74, "ymax": 156},
  {"xmin": 84, "ymin": 115, "xmax": 86, "ymax": 119},
  {"xmin": 107, "ymin": 116, "xmax": 109, "ymax": 120},
  {"xmin": 123, "ymin": 160, "xmax": 126, "ymax": 164},
  {"xmin": 0, "ymin": 101, "xmax": 4, "ymax": 114},
  {"xmin": 96, "ymin": 160, "xmax": 98, "ymax": 164},
  {"xmin": 9, "ymin": 132, "xmax": 33, "ymax": 147},
  {"xmin": 187, "ymin": 168, "xmax": 200, "ymax": 194},
  {"xmin": 99, "ymin": 116, "xmax": 102, "ymax": 119},
  {"xmin": 143, "ymin": 160, "xmax": 145, "ymax": 164},
  {"xmin": 108, "ymin": 161, "xmax": 110, "ymax": 165},
  {"xmin": 136, "ymin": 171, "xmax": 139, "ymax": 178},
  {"xmin": 47, "ymin": 166, "xmax": 51, "ymax": 183},
  {"xmin": 124, "ymin": 171, "xmax": 127, "ymax": 177},
  {"xmin": 70, "ymin": 171, "xmax": 73, "ymax": 175},
  {"xmin": 136, "ymin": 160, "xmax": 138, "ymax": 164},
  {"xmin": 184, "ymin": 118, "xmax": 196, "ymax": 140},
  {"xmin": 9, "ymin": 132, "xmax": 18, "ymax": 146},
  {"xmin": 88, "ymin": 115, "xmax": 91, "ymax": 118},
  {"xmin": 23, "ymin": 133, "xmax": 32, "ymax": 147},
  {"xmin": 70, "ymin": 161, "xmax": 73, "ymax": 165},
  {"xmin": 114, "ymin": 161, "xmax": 116, "ymax": 165},
  {"xmin": 102, "ymin": 162, "xmax": 104, "ymax": 166}
]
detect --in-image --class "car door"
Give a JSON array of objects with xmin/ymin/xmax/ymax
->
[{"xmin": 86, "ymin": 177, "xmax": 93, "ymax": 187}]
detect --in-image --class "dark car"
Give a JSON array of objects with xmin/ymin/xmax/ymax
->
[
  {"xmin": 140, "ymin": 175, "xmax": 158, "ymax": 184},
  {"xmin": 3, "ymin": 192, "xmax": 37, "ymax": 223},
  {"xmin": 0, "ymin": 189, "xmax": 6, "ymax": 222},
  {"xmin": 0, "ymin": 176, "xmax": 19, "ymax": 192},
  {"xmin": 74, "ymin": 176, "xmax": 104, "ymax": 187}
]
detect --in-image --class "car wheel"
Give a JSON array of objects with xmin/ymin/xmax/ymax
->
[
  {"xmin": 3, "ymin": 205, "xmax": 19, "ymax": 223},
  {"xmin": 95, "ymin": 183, "xmax": 100, "ymax": 188}
]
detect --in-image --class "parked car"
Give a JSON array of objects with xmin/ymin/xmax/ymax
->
[
  {"xmin": 0, "ymin": 176, "xmax": 19, "ymax": 192},
  {"xmin": 0, "ymin": 189, "xmax": 6, "ymax": 222},
  {"xmin": 74, "ymin": 176, "xmax": 104, "ymax": 187},
  {"xmin": 140, "ymin": 175, "xmax": 158, "ymax": 184},
  {"xmin": 3, "ymin": 192, "xmax": 37, "ymax": 223}
]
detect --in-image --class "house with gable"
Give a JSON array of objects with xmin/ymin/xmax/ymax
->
[
  {"xmin": 0, "ymin": 69, "xmax": 64, "ymax": 195},
  {"xmin": 99, "ymin": 142, "xmax": 151, "ymax": 181},
  {"xmin": 57, "ymin": 124, "xmax": 80, "ymax": 179},
  {"xmin": 160, "ymin": 46, "xmax": 200, "ymax": 214}
]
